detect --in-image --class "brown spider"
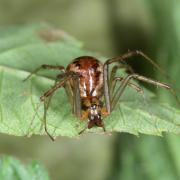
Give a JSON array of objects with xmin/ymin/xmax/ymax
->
[{"xmin": 25, "ymin": 50, "xmax": 177, "ymax": 141}]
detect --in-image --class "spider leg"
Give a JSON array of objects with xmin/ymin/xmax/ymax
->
[
  {"xmin": 78, "ymin": 119, "xmax": 106, "ymax": 135},
  {"xmin": 103, "ymin": 50, "xmax": 178, "ymax": 113},
  {"xmin": 103, "ymin": 63, "xmax": 135, "ymax": 113},
  {"xmin": 73, "ymin": 74, "xmax": 81, "ymax": 118},
  {"xmin": 110, "ymin": 76, "xmax": 147, "ymax": 131},
  {"xmin": 111, "ymin": 77, "xmax": 144, "ymax": 99},
  {"xmin": 78, "ymin": 121, "xmax": 90, "ymax": 135},
  {"xmin": 43, "ymin": 92, "xmax": 55, "ymax": 141},
  {"xmin": 40, "ymin": 72, "xmax": 81, "ymax": 140},
  {"xmin": 40, "ymin": 78, "xmax": 68, "ymax": 101},
  {"xmin": 56, "ymin": 73, "xmax": 74, "ymax": 110},
  {"xmin": 56, "ymin": 72, "xmax": 81, "ymax": 117},
  {"xmin": 110, "ymin": 64, "xmax": 134, "ymax": 84},
  {"xmin": 111, "ymin": 73, "xmax": 179, "ymax": 111},
  {"xmin": 23, "ymin": 64, "xmax": 65, "ymax": 81},
  {"xmin": 103, "ymin": 56, "xmax": 136, "ymax": 114},
  {"xmin": 103, "ymin": 63, "xmax": 111, "ymax": 114},
  {"xmin": 109, "ymin": 63, "xmax": 135, "ymax": 97},
  {"xmin": 41, "ymin": 77, "xmax": 67, "ymax": 141},
  {"xmin": 63, "ymin": 80, "xmax": 74, "ymax": 108},
  {"xmin": 106, "ymin": 50, "xmax": 169, "ymax": 79}
]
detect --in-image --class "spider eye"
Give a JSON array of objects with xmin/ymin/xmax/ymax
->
[{"xmin": 90, "ymin": 104, "xmax": 96, "ymax": 110}]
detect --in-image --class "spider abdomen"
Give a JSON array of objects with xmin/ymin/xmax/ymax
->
[{"xmin": 66, "ymin": 56, "xmax": 103, "ymax": 98}]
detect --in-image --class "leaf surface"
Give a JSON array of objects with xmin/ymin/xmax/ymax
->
[{"xmin": 0, "ymin": 24, "xmax": 180, "ymax": 138}]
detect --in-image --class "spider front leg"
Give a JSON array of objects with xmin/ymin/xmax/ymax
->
[
  {"xmin": 40, "ymin": 72, "xmax": 81, "ymax": 141},
  {"xmin": 103, "ymin": 50, "xmax": 176, "ymax": 114},
  {"xmin": 103, "ymin": 62, "xmax": 136, "ymax": 113},
  {"xmin": 43, "ymin": 93, "xmax": 54, "ymax": 141},
  {"xmin": 109, "ymin": 62, "xmax": 142, "ymax": 96},
  {"xmin": 23, "ymin": 64, "xmax": 65, "ymax": 81},
  {"xmin": 40, "ymin": 77, "xmax": 68, "ymax": 101},
  {"xmin": 103, "ymin": 63, "xmax": 111, "ymax": 114},
  {"xmin": 40, "ymin": 78, "xmax": 68, "ymax": 141},
  {"xmin": 109, "ymin": 63, "xmax": 134, "ymax": 83},
  {"xmin": 106, "ymin": 50, "xmax": 169, "ymax": 78},
  {"xmin": 103, "ymin": 54, "xmax": 136, "ymax": 113}
]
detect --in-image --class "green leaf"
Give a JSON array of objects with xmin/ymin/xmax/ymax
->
[
  {"xmin": 0, "ymin": 155, "xmax": 49, "ymax": 180},
  {"xmin": 0, "ymin": 24, "xmax": 180, "ymax": 138}
]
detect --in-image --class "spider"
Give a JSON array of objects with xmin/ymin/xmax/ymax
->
[{"xmin": 25, "ymin": 50, "xmax": 177, "ymax": 141}]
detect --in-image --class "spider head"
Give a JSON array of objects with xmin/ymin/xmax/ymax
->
[
  {"xmin": 80, "ymin": 97, "xmax": 105, "ymax": 133},
  {"xmin": 87, "ymin": 103, "xmax": 104, "ymax": 129},
  {"xmin": 84, "ymin": 97, "xmax": 105, "ymax": 131}
]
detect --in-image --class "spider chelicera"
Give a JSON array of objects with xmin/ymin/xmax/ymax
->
[{"xmin": 25, "ymin": 50, "xmax": 177, "ymax": 141}]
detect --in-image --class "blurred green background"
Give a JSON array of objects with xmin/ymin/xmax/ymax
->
[{"xmin": 0, "ymin": 0, "xmax": 180, "ymax": 180}]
